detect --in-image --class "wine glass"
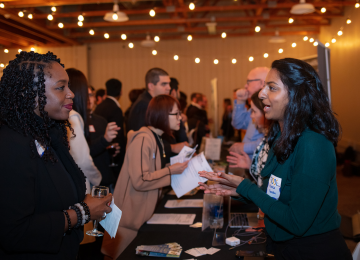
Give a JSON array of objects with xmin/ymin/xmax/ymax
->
[
  {"xmin": 86, "ymin": 186, "xmax": 109, "ymax": 237},
  {"xmin": 107, "ymin": 144, "xmax": 118, "ymax": 167}
]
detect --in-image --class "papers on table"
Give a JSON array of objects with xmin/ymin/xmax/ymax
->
[
  {"xmin": 99, "ymin": 197, "xmax": 122, "ymax": 238},
  {"xmin": 136, "ymin": 242, "xmax": 182, "ymax": 258},
  {"xmin": 147, "ymin": 214, "xmax": 196, "ymax": 225},
  {"xmin": 164, "ymin": 199, "xmax": 203, "ymax": 208},
  {"xmin": 171, "ymin": 152, "xmax": 212, "ymax": 198},
  {"xmin": 170, "ymin": 145, "xmax": 197, "ymax": 165},
  {"xmin": 185, "ymin": 247, "xmax": 220, "ymax": 257},
  {"xmin": 167, "ymin": 188, "xmax": 199, "ymax": 196},
  {"xmin": 189, "ymin": 222, "xmax": 202, "ymax": 228}
]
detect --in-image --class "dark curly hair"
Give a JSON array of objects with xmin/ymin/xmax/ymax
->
[
  {"xmin": 0, "ymin": 51, "xmax": 73, "ymax": 162},
  {"xmin": 267, "ymin": 58, "xmax": 341, "ymax": 163}
]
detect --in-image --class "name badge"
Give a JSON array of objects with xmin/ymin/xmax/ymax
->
[
  {"xmin": 266, "ymin": 174, "xmax": 282, "ymax": 200},
  {"xmin": 89, "ymin": 125, "xmax": 95, "ymax": 132}
]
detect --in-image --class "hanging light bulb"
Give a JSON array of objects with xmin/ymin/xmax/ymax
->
[
  {"xmin": 232, "ymin": 59, "xmax": 237, "ymax": 64},
  {"xmin": 0, "ymin": 63, "xmax": 4, "ymax": 68},
  {"xmin": 356, "ymin": 2, "xmax": 360, "ymax": 8},
  {"xmin": 249, "ymin": 56, "xmax": 254, "ymax": 62},
  {"xmin": 288, "ymin": 17, "xmax": 294, "ymax": 23},
  {"xmin": 278, "ymin": 48, "xmax": 283, "ymax": 53},
  {"xmin": 303, "ymin": 36, "xmax": 308, "ymax": 41},
  {"xmin": 0, "ymin": 3, "xmax": 5, "ymax": 8},
  {"xmin": 174, "ymin": 55, "xmax": 179, "ymax": 60},
  {"xmin": 154, "ymin": 36, "xmax": 160, "ymax": 42},
  {"xmin": 321, "ymin": 7, "xmax": 326, "ymax": 13},
  {"xmin": 331, "ymin": 37, "xmax": 336, "ymax": 43},
  {"xmin": 30, "ymin": 47, "xmax": 36, "ymax": 51},
  {"xmin": 121, "ymin": 34, "xmax": 127, "ymax": 40},
  {"xmin": 128, "ymin": 42, "xmax": 134, "ymax": 48},
  {"xmin": 47, "ymin": 14, "xmax": 53, "ymax": 20},
  {"xmin": 149, "ymin": 9, "xmax": 155, "ymax": 17},
  {"xmin": 152, "ymin": 50, "xmax": 157, "ymax": 55},
  {"xmin": 187, "ymin": 35, "xmax": 192, "ymax": 41},
  {"xmin": 18, "ymin": 11, "xmax": 24, "ymax": 17},
  {"xmin": 28, "ymin": 13, "xmax": 33, "ymax": 19},
  {"xmin": 51, "ymin": 6, "xmax": 56, "ymax": 12},
  {"xmin": 313, "ymin": 41, "xmax": 318, "ymax": 46},
  {"xmin": 4, "ymin": 49, "xmax": 9, "ymax": 53},
  {"xmin": 346, "ymin": 18, "xmax": 351, "ymax": 24},
  {"xmin": 292, "ymin": 42, "xmax": 297, "ymax": 47},
  {"xmin": 58, "ymin": 22, "xmax": 64, "ymax": 28},
  {"xmin": 78, "ymin": 14, "xmax": 84, "ymax": 21},
  {"xmin": 255, "ymin": 26, "xmax": 261, "ymax": 32},
  {"xmin": 78, "ymin": 21, "xmax": 83, "ymax": 27},
  {"xmin": 89, "ymin": 29, "xmax": 95, "ymax": 35},
  {"xmin": 264, "ymin": 53, "xmax": 269, "ymax": 58},
  {"xmin": 325, "ymin": 42, "xmax": 330, "ymax": 47},
  {"xmin": 18, "ymin": 49, "xmax": 22, "ymax": 53},
  {"xmin": 337, "ymin": 30, "xmax": 343, "ymax": 36},
  {"xmin": 104, "ymin": 33, "xmax": 109, "ymax": 39},
  {"xmin": 112, "ymin": 12, "xmax": 118, "ymax": 20},
  {"xmin": 214, "ymin": 59, "xmax": 219, "ymax": 65},
  {"xmin": 221, "ymin": 32, "xmax": 227, "ymax": 38},
  {"xmin": 309, "ymin": 38, "xmax": 314, "ymax": 42},
  {"xmin": 189, "ymin": 2, "xmax": 195, "ymax": 10},
  {"xmin": 195, "ymin": 58, "xmax": 200, "ymax": 63}
]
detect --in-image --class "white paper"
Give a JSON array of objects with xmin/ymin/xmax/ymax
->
[
  {"xmin": 189, "ymin": 222, "xmax": 202, "ymax": 228},
  {"xmin": 206, "ymin": 248, "xmax": 221, "ymax": 255},
  {"xmin": 146, "ymin": 214, "xmax": 196, "ymax": 225},
  {"xmin": 99, "ymin": 198, "xmax": 122, "ymax": 238},
  {"xmin": 170, "ymin": 145, "xmax": 197, "ymax": 165},
  {"xmin": 164, "ymin": 199, "xmax": 203, "ymax": 208},
  {"xmin": 204, "ymin": 138, "xmax": 222, "ymax": 160},
  {"xmin": 171, "ymin": 152, "xmax": 211, "ymax": 198}
]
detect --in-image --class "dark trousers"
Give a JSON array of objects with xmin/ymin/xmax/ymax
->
[{"xmin": 268, "ymin": 229, "xmax": 352, "ymax": 260}]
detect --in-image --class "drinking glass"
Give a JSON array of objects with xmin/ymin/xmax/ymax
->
[
  {"xmin": 86, "ymin": 186, "xmax": 109, "ymax": 237},
  {"xmin": 108, "ymin": 144, "xmax": 118, "ymax": 167}
]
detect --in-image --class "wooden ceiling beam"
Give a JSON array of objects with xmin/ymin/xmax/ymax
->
[
  {"xmin": 0, "ymin": 28, "xmax": 46, "ymax": 46},
  {"xmin": 0, "ymin": 38, "xmax": 18, "ymax": 47},
  {"xmin": 0, "ymin": 31, "xmax": 30, "ymax": 47}
]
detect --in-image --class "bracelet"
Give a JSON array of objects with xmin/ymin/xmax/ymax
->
[
  {"xmin": 69, "ymin": 206, "xmax": 82, "ymax": 229},
  {"xmin": 80, "ymin": 201, "xmax": 91, "ymax": 224},
  {"xmin": 63, "ymin": 210, "xmax": 72, "ymax": 233},
  {"xmin": 75, "ymin": 203, "xmax": 88, "ymax": 226},
  {"xmin": 167, "ymin": 166, "xmax": 171, "ymax": 175}
]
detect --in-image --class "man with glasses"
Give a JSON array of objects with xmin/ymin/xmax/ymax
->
[{"xmin": 230, "ymin": 67, "xmax": 269, "ymax": 159}]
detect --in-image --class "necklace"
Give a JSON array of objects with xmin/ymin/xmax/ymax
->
[{"xmin": 153, "ymin": 131, "xmax": 166, "ymax": 158}]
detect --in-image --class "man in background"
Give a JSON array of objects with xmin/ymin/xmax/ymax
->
[{"xmin": 95, "ymin": 88, "xmax": 107, "ymax": 105}]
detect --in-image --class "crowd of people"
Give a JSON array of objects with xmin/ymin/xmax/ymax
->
[{"xmin": 0, "ymin": 51, "xmax": 353, "ymax": 260}]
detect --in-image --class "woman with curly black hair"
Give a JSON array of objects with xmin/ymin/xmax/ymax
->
[
  {"xmin": 199, "ymin": 58, "xmax": 352, "ymax": 259},
  {"xmin": 0, "ymin": 51, "xmax": 112, "ymax": 259}
]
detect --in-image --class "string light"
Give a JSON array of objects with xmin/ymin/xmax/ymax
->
[
  {"xmin": 187, "ymin": 35, "xmax": 193, "ymax": 41},
  {"xmin": 18, "ymin": 49, "xmax": 22, "ymax": 53},
  {"xmin": 154, "ymin": 36, "xmax": 160, "ymax": 42},
  {"xmin": 356, "ymin": 2, "xmax": 359, "ymax": 8},
  {"xmin": 78, "ymin": 21, "xmax": 83, "ymax": 27},
  {"xmin": 303, "ymin": 36, "xmax": 308, "ymax": 41},
  {"xmin": 0, "ymin": 63, "xmax": 4, "ymax": 68},
  {"xmin": 18, "ymin": 11, "xmax": 24, "ymax": 17},
  {"xmin": 4, "ymin": 49, "xmax": 9, "ymax": 53},
  {"xmin": 264, "ymin": 53, "xmax": 269, "ymax": 58},
  {"xmin": 221, "ymin": 32, "xmax": 226, "ymax": 38},
  {"xmin": 104, "ymin": 33, "xmax": 109, "ymax": 39},
  {"xmin": 331, "ymin": 37, "xmax": 336, "ymax": 43},
  {"xmin": 89, "ymin": 29, "xmax": 95, "ymax": 35},
  {"xmin": 346, "ymin": 18, "xmax": 351, "ymax": 24},
  {"xmin": 309, "ymin": 38, "xmax": 314, "ymax": 42},
  {"xmin": 313, "ymin": 41, "xmax": 318, "ymax": 46},
  {"xmin": 288, "ymin": 17, "xmax": 294, "ymax": 24},
  {"xmin": 152, "ymin": 50, "xmax": 157, "ymax": 55},
  {"xmin": 321, "ymin": 7, "xmax": 326, "ymax": 13},
  {"xmin": 0, "ymin": 3, "xmax": 4, "ymax": 8},
  {"xmin": 255, "ymin": 26, "xmax": 261, "ymax": 32},
  {"xmin": 28, "ymin": 13, "xmax": 33, "ymax": 19},
  {"xmin": 78, "ymin": 15, "xmax": 84, "ymax": 21},
  {"xmin": 325, "ymin": 42, "xmax": 330, "ymax": 47},
  {"xmin": 47, "ymin": 14, "xmax": 53, "ymax": 20},
  {"xmin": 337, "ymin": 30, "xmax": 343, "ymax": 36},
  {"xmin": 149, "ymin": 9, "xmax": 155, "ymax": 17},
  {"xmin": 195, "ymin": 58, "xmax": 200, "ymax": 63},
  {"xmin": 189, "ymin": 2, "xmax": 195, "ymax": 10},
  {"xmin": 232, "ymin": 59, "xmax": 237, "ymax": 64},
  {"xmin": 30, "ymin": 47, "xmax": 35, "ymax": 51},
  {"xmin": 174, "ymin": 55, "xmax": 179, "ymax": 60},
  {"xmin": 128, "ymin": 42, "xmax": 134, "ymax": 48},
  {"xmin": 292, "ymin": 42, "xmax": 297, "ymax": 48},
  {"xmin": 249, "ymin": 56, "xmax": 254, "ymax": 62},
  {"xmin": 278, "ymin": 48, "xmax": 283, "ymax": 53},
  {"xmin": 58, "ymin": 23, "xmax": 64, "ymax": 28},
  {"xmin": 214, "ymin": 59, "xmax": 219, "ymax": 64},
  {"xmin": 121, "ymin": 34, "xmax": 127, "ymax": 40},
  {"xmin": 112, "ymin": 13, "xmax": 118, "ymax": 20},
  {"xmin": 51, "ymin": 6, "xmax": 56, "ymax": 12}
]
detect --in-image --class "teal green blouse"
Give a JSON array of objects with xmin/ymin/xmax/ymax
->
[{"xmin": 236, "ymin": 129, "xmax": 341, "ymax": 241}]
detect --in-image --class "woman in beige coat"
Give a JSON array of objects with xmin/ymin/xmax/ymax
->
[{"xmin": 102, "ymin": 95, "xmax": 189, "ymax": 259}]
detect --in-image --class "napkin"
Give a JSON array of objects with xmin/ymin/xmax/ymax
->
[{"xmin": 99, "ymin": 197, "xmax": 122, "ymax": 238}]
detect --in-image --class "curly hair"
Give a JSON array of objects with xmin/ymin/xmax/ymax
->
[
  {"xmin": 0, "ymin": 51, "xmax": 73, "ymax": 162},
  {"xmin": 267, "ymin": 58, "xmax": 341, "ymax": 164}
]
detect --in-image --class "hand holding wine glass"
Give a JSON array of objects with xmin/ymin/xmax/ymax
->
[{"xmin": 107, "ymin": 144, "xmax": 119, "ymax": 167}]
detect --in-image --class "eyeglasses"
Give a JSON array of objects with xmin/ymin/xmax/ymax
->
[
  {"xmin": 169, "ymin": 111, "xmax": 182, "ymax": 119},
  {"xmin": 246, "ymin": 79, "xmax": 261, "ymax": 85}
]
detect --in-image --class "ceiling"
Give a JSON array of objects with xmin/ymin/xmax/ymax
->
[{"xmin": 0, "ymin": 0, "xmax": 355, "ymax": 49}]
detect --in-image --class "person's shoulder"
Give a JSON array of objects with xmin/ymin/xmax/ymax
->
[
  {"xmin": 297, "ymin": 129, "xmax": 334, "ymax": 152},
  {"xmin": 91, "ymin": 113, "xmax": 107, "ymax": 125},
  {"xmin": 0, "ymin": 125, "xmax": 32, "ymax": 154}
]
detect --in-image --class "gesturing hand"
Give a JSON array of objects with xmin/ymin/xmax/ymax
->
[
  {"xmin": 236, "ymin": 89, "xmax": 249, "ymax": 104},
  {"xmin": 198, "ymin": 171, "xmax": 244, "ymax": 188},
  {"xmin": 226, "ymin": 151, "xmax": 251, "ymax": 169},
  {"xmin": 104, "ymin": 122, "xmax": 120, "ymax": 143},
  {"xmin": 229, "ymin": 142, "xmax": 245, "ymax": 154},
  {"xmin": 83, "ymin": 194, "xmax": 113, "ymax": 221},
  {"xmin": 169, "ymin": 161, "xmax": 189, "ymax": 175},
  {"xmin": 198, "ymin": 182, "xmax": 239, "ymax": 197}
]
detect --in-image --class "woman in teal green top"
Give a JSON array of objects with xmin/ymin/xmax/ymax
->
[{"xmin": 199, "ymin": 58, "xmax": 352, "ymax": 260}]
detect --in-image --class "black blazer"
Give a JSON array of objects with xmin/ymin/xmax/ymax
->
[
  {"xmin": 127, "ymin": 91, "xmax": 152, "ymax": 133},
  {"xmin": 0, "ymin": 125, "xmax": 84, "ymax": 260}
]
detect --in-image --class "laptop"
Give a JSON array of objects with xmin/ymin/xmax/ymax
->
[{"xmin": 228, "ymin": 196, "xmax": 259, "ymax": 228}]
